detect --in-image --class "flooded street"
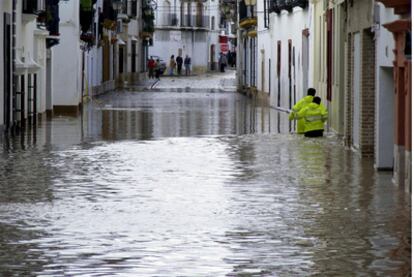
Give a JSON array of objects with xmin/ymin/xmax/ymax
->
[{"xmin": 0, "ymin": 73, "xmax": 410, "ymax": 276}]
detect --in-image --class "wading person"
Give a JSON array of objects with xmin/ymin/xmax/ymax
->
[
  {"xmin": 176, "ymin": 54, "xmax": 183, "ymax": 75},
  {"xmin": 297, "ymin": 96, "xmax": 328, "ymax": 137},
  {"xmin": 289, "ymin": 88, "xmax": 316, "ymax": 134},
  {"xmin": 184, "ymin": 55, "xmax": 191, "ymax": 76}
]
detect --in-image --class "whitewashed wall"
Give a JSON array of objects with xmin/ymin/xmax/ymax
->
[
  {"xmin": 267, "ymin": 7, "xmax": 310, "ymax": 110},
  {"xmin": 15, "ymin": 0, "xmax": 49, "ymax": 117},
  {"xmin": 86, "ymin": 0, "xmax": 103, "ymax": 91},
  {"xmin": 149, "ymin": 0, "xmax": 220, "ymax": 72},
  {"xmin": 52, "ymin": 0, "xmax": 82, "ymax": 107}
]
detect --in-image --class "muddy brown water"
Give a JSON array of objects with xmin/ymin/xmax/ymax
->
[{"xmin": 0, "ymin": 90, "xmax": 410, "ymax": 276}]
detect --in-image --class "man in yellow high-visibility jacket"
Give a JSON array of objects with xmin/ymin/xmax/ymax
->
[
  {"xmin": 289, "ymin": 88, "xmax": 316, "ymax": 134},
  {"xmin": 297, "ymin": 96, "xmax": 328, "ymax": 137}
]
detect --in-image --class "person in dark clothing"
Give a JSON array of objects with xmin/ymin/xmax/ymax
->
[
  {"xmin": 184, "ymin": 55, "xmax": 191, "ymax": 76},
  {"xmin": 155, "ymin": 59, "xmax": 161, "ymax": 80},
  {"xmin": 219, "ymin": 53, "xmax": 227, "ymax": 72},
  {"xmin": 231, "ymin": 51, "xmax": 236, "ymax": 67},
  {"xmin": 176, "ymin": 55, "xmax": 183, "ymax": 75}
]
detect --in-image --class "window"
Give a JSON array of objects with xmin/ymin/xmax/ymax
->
[
  {"xmin": 263, "ymin": 0, "xmax": 270, "ymax": 28},
  {"xmin": 211, "ymin": 16, "xmax": 215, "ymax": 30},
  {"xmin": 277, "ymin": 41, "xmax": 281, "ymax": 77}
]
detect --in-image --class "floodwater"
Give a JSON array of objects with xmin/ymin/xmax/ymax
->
[{"xmin": 0, "ymin": 88, "xmax": 411, "ymax": 276}]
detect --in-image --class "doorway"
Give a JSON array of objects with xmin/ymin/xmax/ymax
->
[
  {"xmin": 3, "ymin": 13, "xmax": 11, "ymax": 128},
  {"xmin": 210, "ymin": 44, "xmax": 215, "ymax": 70}
]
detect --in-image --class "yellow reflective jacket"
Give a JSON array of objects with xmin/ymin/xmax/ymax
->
[
  {"xmin": 297, "ymin": 103, "xmax": 328, "ymax": 133},
  {"xmin": 289, "ymin": 95, "xmax": 314, "ymax": 134}
]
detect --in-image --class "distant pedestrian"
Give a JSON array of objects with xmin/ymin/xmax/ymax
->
[
  {"xmin": 169, "ymin": 55, "xmax": 176, "ymax": 76},
  {"xmin": 219, "ymin": 52, "xmax": 227, "ymax": 72},
  {"xmin": 297, "ymin": 96, "xmax": 328, "ymax": 137},
  {"xmin": 289, "ymin": 88, "xmax": 316, "ymax": 134},
  {"xmin": 184, "ymin": 55, "xmax": 191, "ymax": 76},
  {"xmin": 176, "ymin": 55, "xmax": 183, "ymax": 75},
  {"xmin": 231, "ymin": 51, "xmax": 236, "ymax": 67},
  {"xmin": 227, "ymin": 51, "xmax": 232, "ymax": 67},
  {"xmin": 155, "ymin": 59, "xmax": 161, "ymax": 80},
  {"xmin": 147, "ymin": 57, "xmax": 155, "ymax": 79}
]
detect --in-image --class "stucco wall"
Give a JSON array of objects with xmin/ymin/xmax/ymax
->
[
  {"xmin": 347, "ymin": 0, "xmax": 374, "ymax": 33},
  {"xmin": 150, "ymin": 29, "xmax": 210, "ymax": 72},
  {"xmin": 150, "ymin": 0, "xmax": 219, "ymax": 73},
  {"xmin": 266, "ymin": 7, "xmax": 310, "ymax": 110},
  {"xmin": 53, "ymin": 0, "xmax": 82, "ymax": 107}
]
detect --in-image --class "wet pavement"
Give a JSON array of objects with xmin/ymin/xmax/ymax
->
[{"xmin": 0, "ymin": 72, "xmax": 411, "ymax": 276}]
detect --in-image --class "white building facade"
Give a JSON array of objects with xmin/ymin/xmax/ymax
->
[
  {"xmin": 52, "ymin": 0, "xmax": 83, "ymax": 112},
  {"xmin": 149, "ymin": 0, "xmax": 221, "ymax": 73},
  {"xmin": 1, "ymin": 0, "xmax": 59, "ymax": 130},
  {"xmin": 256, "ymin": 1, "xmax": 310, "ymax": 111},
  {"xmin": 54, "ymin": 0, "xmax": 146, "ymax": 112}
]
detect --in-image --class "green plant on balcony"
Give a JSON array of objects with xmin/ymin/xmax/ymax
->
[
  {"xmin": 142, "ymin": 6, "xmax": 155, "ymax": 33},
  {"xmin": 143, "ymin": 23, "xmax": 154, "ymax": 33},
  {"xmin": 143, "ymin": 7, "xmax": 154, "ymax": 20}
]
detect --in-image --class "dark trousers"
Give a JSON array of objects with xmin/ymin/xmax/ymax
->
[
  {"xmin": 220, "ymin": 63, "xmax": 226, "ymax": 72},
  {"xmin": 304, "ymin": 130, "xmax": 324, "ymax": 137},
  {"xmin": 177, "ymin": 64, "xmax": 182, "ymax": 75}
]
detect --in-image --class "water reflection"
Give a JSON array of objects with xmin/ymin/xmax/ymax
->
[
  {"xmin": 0, "ymin": 90, "xmax": 410, "ymax": 276},
  {"xmin": 87, "ymin": 91, "xmax": 291, "ymax": 140}
]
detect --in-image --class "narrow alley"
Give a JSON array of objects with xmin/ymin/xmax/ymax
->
[{"xmin": 0, "ymin": 72, "xmax": 410, "ymax": 276}]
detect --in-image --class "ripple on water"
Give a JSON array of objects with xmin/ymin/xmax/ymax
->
[{"xmin": 0, "ymin": 134, "xmax": 411, "ymax": 276}]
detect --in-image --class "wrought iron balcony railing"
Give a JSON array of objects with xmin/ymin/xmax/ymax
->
[
  {"xmin": 239, "ymin": 0, "xmax": 256, "ymax": 21},
  {"xmin": 156, "ymin": 13, "xmax": 209, "ymax": 28},
  {"xmin": 181, "ymin": 15, "xmax": 210, "ymax": 28},
  {"xmin": 156, "ymin": 13, "xmax": 179, "ymax": 27},
  {"xmin": 271, "ymin": 0, "xmax": 308, "ymax": 13},
  {"xmin": 23, "ymin": 0, "xmax": 46, "ymax": 14}
]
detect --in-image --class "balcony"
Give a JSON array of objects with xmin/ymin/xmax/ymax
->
[
  {"xmin": 156, "ymin": 13, "xmax": 179, "ymax": 27},
  {"xmin": 239, "ymin": 0, "xmax": 257, "ymax": 29},
  {"xmin": 23, "ymin": 0, "xmax": 45, "ymax": 14},
  {"xmin": 156, "ymin": 14, "xmax": 210, "ymax": 29},
  {"xmin": 46, "ymin": 0, "xmax": 60, "ymax": 36},
  {"xmin": 129, "ymin": 0, "xmax": 138, "ymax": 17},
  {"xmin": 376, "ymin": 0, "xmax": 410, "ymax": 15},
  {"xmin": 181, "ymin": 15, "xmax": 210, "ymax": 29},
  {"xmin": 270, "ymin": 0, "xmax": 308, "ymax": 13}
]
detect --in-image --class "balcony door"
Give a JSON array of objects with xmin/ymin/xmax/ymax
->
[
  {"xmin": 196, "ymin": 3, "xmax": 203, "ymax": 27},
  {"xmin": 163, "ymin": 0, "xmax": 171, "ymax": 26},
  {"xmin": 180, "ymin": 2, "xmax": 185, "ymax": 26}
]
